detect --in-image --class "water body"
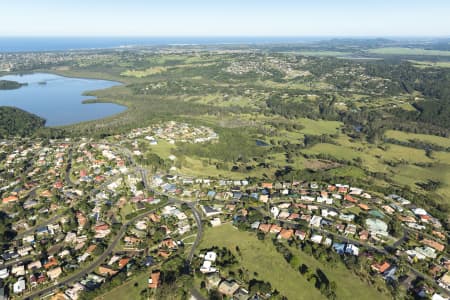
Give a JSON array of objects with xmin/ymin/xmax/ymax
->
[
  {"xmin": 0, "ymin": 73, "xmax": 125, "ymax": 126},
  {"xmin": 256, "ymin": 139, "xmax": 270, "ymax": 147},
  {"xmin": 0, "ymin": 37, "xmax": 325, "ymax": 52}
]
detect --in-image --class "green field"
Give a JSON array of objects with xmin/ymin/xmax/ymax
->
[
  {"xmin": 408, "ymin": 60, "xmax": 450, "ymax": 68},
  {"xmin": 95, "ymin": 271, "xmax": 149, "ymax": 300},
  {"xmin": 121, "ymin": 66, "xmax": 168, "ymax": 78},
  {"xmin": 199, "ymin": 224, "xmax": 389, "ymax": 300},
  {"xmin": 298, "ymin": 118, "xmax": 342, "ymax": 135},
  {"xmin": 368, "ymin": 47, "xmax": 450, "ymax": 56},
  {"xmin": 285, "ymin": 51, "xmax": 352, "ymax": 57},
  {"xmin": 385, "ymin": 130, "xmax": 450, "ymax": 148}
]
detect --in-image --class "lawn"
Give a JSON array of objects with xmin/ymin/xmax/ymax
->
[{"xmin": 199, "ymin": 223, "xmax": 389, "ymax": 300}]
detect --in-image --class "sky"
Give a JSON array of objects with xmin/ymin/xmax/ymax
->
[{"xmin": 0, "ymin": 0, "xmax": 449, "ymax": 37}]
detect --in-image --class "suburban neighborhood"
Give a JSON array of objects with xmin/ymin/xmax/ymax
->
[{"xmin": 0, "ymin": 122, "xmax": 448, "ymax": 300}]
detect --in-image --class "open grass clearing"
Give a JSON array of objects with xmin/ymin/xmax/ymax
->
[
  {"xmin": 200, "ymin": 223, "xmax": 389, "ymax": 300},
  {"xmin": 385, "ymin": 130, "xmax": 450, "ymax": 148},
  {"xmin": 368, "ymin": 47, "xmax": 450, "ymax": 56},
  {"xmin": 95, "ymin": 271, "xmax": 149, "ymax": 300}
]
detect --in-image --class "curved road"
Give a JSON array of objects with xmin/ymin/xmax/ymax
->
[
  {"xmin": 24, "ymin": 203, "xmax": 168, "ymax": 300},
  {"xmin": 23, "ymin": 143, "xmax": 206, "ymax": 299}
]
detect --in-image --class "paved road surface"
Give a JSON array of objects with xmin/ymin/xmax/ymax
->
[{"xmin": 24, "ymin": 204, "xmax": 166, "ymax": 300}]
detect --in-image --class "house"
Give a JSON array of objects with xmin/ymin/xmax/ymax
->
[
  {"xmin": 259, "ymin": 194, "xmax": 269, "ymax": 203},
  {"xmin": 210, "ymin": 218, "xmax": 221, "ymax": 227},
  {"xmin": 76, "ymin": 212, "xmax": 87, "ymax": 229},
  {"xmin": 278, "ymin": 229, "xmax": 294, "ymax": 240},
  {"xmin": 382, "ymin": 205, "xmax": 395, "ymax": 215},
  {"xmin": 270, "ymin": 207, "xmax": 280, "ymax": 218},
  {"xmin": 438, "ymin": 272, "xmax": 450, "ymax": 291},
  {"xmin": 323, "ymin": 237, "xmax": 333, "ymax": 247},
  {"xmin": 309, "ymin": 215, "xmax": 322, "ymax": 228},
  {"xmin": 371, "ymin": 262, "xmax": 391, "ymax": 273},
  {"xmin": 118, "ymin": 257, "xmax": 130, "ymax": 269},
  {"xmin": 345, "ymin": 224, "xmax": 357, "ymax": 235},
  {"xmin": 262, "ymin": 183, "xmax": 273, "ymax": 189},
  {"xmin": 206, "ymin": 273, "xmax": 222, "ymax": 290},
  {"xmin": 144, "ymin": 256, "xmax": 155, "ymax": 267},
  {"xmin": 44, "ymin": 257, "xmax": 58, "ymax": 269},
  {"xmin": 86, "ymin": 244, "xmax": 97, "ymax": 254},
  {"xmin": 161, "ymin": 238, "xmax": 177, "ymax": 249},
  {"xmin": 295, "ymin": 230, "xmax": 307, "ymax": 241},
  {"xmin": 251, "ymin": 221, "xmax": 260, "ymax": 230},
  {"xmin": 98, "ymin": 266, "xmax": 118, "ymax": 276},
  {"xmin": 269, "ymin": 224, "xmax": 282, "ymax": 234},
  {"xmin": 339, "ymin": 214, "xmax": 355, "ymax": 222},
  {"xmin": 218, "ymin": 280, "xmax": 240, "ymax": 297},
  {"xmin": 366, "ymin": 218, "xmax": 388, "ymax": 237},
  {"xmin": 148, "ymin": 271, "xmax": 161, "ymax": 289},
  {"xmin": 0, "ymin": 268, "xmax": 9, "ymax": 279},
  {"xmin": 358, "ymin": 203, "xmax": 370, "ymax": 211},
  {"xmin": 149, "ymin": 213, "xmax": 161, "ymax": 223},
  {"xmin": 333, "ymin": 243, "xmax": 346, "ymax": 255},
  {"xmin": 335, "ymin": 223, "xmax": 345, "ymax": 233},
  {"xmin": 359, "ymin": 230, "xmax": 370, "ymax": 241},
  {"xmin": 12, "ymin": 265, "xmax": 25, "ymax": 276},
  {"xmin": 2, "ymin": 195, "xmax": 18, "ymax": 204},
  {"xmin": 311, "ymin": 234, "xmax": 323, "ymax": 244},
  {"xmin": 47, "ymin": 267, "xmax": 62, "ymax": 280},
  {"xmin": 258, "ymin": 224, "xmax": 271, "ymax": 233},
  {"xmin": 13, "ymin": 277, "xmax": 26, "ymax": 294},
  {"xmin": 27, "ymin": 260, "xmax": 43, "ymax": 270},
  {"xmin": 65, "ymin": 283, "xmax": 85, "ymax": 300},
  {"xmin": 345, "ymin": 194, "xmax": 358, "ymax": 203},
  {"xmin": 124, "ymin": 236, "xmax": 141, "ymax": 245},
  {"xmin": 40, "ymin": 190, "xmax": 53, "ymax": 198},
  {"xmin": 277, "ymin": 211, "xmax": 290, "ymax": 220},
  {"xmin": 200, "ymin": 260, "xmax": 217, "ymax": 274},
  {"xmin": 205, "ymin": 251, "xmax": 217, "ymax": 262},
  {"xmin": 158, "ymin": 249, "xmax": 171, "ymax": 258},
  {"xmin": 345, "ymin": 244, "xmax": 360, "ymax": 256},
  {"xmin": 414, "ymin": 246, "xmax": 437, "ymax": 259},
  {"xmin": 288, "ymin": 213, "xmax": 300, "ymax": 220},
  {"xmin": 421, "ymin": 239, "xmax": 445, "ymax": 252},
  {"xmin": 201, "ymin": 205, "xmax": 222, "ymax": 218}
]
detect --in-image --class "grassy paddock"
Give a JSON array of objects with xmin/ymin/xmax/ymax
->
[
  {"xmin": 385, "ymin": 130, "xmax": 450, "ymax": 148},
  {"xmin": 199, "ymin": 223, "xmax": 389, "ymax": 300},
  {"xmin": 368, "ymin": 47, "xmax": 450, "ymax": 56},
  {"xmin": 95, "ymin": 271, "xmax": 149, "ymax": 300}
]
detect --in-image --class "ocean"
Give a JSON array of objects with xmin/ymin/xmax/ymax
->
[{"xmin": 0, "ymin": 37, "xmax": 322, "ymax": 52}]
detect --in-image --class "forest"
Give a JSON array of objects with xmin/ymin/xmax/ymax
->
[{"xmin": 0, "ymin": 106, "xmax": 46, "ymax": 137}]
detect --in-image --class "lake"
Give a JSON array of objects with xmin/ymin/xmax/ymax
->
[{"xmin": 0, "ymin": 73, "xmax": 125, "ymax": 126}]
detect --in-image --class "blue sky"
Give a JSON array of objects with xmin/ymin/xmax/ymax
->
[{"xmin": 1, "ymin": 0, "xmax": 449, "ymax": 36}]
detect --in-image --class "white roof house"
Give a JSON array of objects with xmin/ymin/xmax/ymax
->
[
  {"xmin": 205, "ymin": 251, "xmax": 217, "ymax": 262},
  {"xmin": 310, "ymin": 215, "xmax": 322, "ymax": 228},
  {"xmin": 0, "ymin": 268, "xmax": 9, "ymax": 279},
  {"xmin": 13, "ymin": 277, "xmax": 26, "ymax": 294},
  {"xmin": 366, "ymin": 218, "xmax": 389, "ymax": 237}
]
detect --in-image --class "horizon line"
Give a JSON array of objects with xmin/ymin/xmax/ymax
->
[{"xmin": 1, "ymin": 35, "xmax": 450, "ymax": 39}]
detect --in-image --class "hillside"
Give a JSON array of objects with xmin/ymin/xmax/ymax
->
[
  {"xmin": 0, "ymin": 80, "xmax": 26, "ymax": 90},
  {"xmin": 0, "ymin": 106, "xmax": 46, "ymax": 137}
]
